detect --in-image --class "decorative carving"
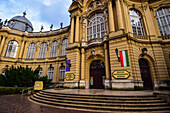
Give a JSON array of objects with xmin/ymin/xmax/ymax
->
[
  {"xmin": 86, "ymin": 0, "xmax": 104, "ymax": 13},
  {"xmin": 81, "ymin": 15, "xmax": 87, "ymax": 33}
]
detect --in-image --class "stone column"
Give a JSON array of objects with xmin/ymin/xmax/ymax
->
[
  {"xmin": 108, "ymin": 0, "xmax": 115, "ymax": 32},
  {"xmin": 104, "ymin": 42, "xmax": 111, "ymax": 89},
  {"xmin": 19, "ymin": 40, "xmax": 25, "ymax": 59},
  {"xmin": 116, "ymin": 0, "xmax": 124, "ymax": 30},
  {"xmin": 80, "ymin": 47, "xmax": 85, "ymax": 88},
  {"xmin": 0, "ymin": 36, "xmax": 6, "ymax": 56},
  {"xmin": 70, "ymin": 17, "xmax": 74, "ymax": 43},
  {"xmin": 75, "ymin": 15, "xmax": 80, "ymax": 42}
]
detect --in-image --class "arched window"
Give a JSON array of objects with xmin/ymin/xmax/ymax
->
[
  {"xmin": 38, "ymin": 68, "xmax": 43, "ymax": 77},
  {"xmin": 129, "ymin": 9, "xmax": 145, "ymax": 35},
  {"xmin": 61, "ymin": 39, "xmax": 68, "ymax": 56},
  {"xmin": 38, "ymin": 43, "xmax": 47, "ymax": 59},
  {"xmin": 87, "ymin": 12, "xmax": 106, "ymax": 41},
  {"xmin": 59, "ymin": 66, "xmax": 65, "ymax": 80},
  {"xmin": 5, "ymin": 41, "xmax": 19, "ymax": 58},
  {"xmin": 156, "ymin": 8, "xmax": 170, "ymax": 36},
  {"xmin": 48, "ymin": 67, "xmax": 54, "ymax": 79},
  {"xmin": 50, "ymin": 41, "xmax": 58, "ymax": 58},
  {"xmin": 26, "ymin": 43, "xmax": 36, "ymax": 59}
]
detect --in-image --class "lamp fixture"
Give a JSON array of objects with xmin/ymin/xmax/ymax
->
[
  {"xmin": 91, "ymin": 49, "xmax": 95, "ymax": 56},
  {"xmin": 115, "ymin": 48, "xmax": 120, "ymax": 62},
  {"xmin": 142, "ymin": 48, "xmax": 147, "ymax": 56}
]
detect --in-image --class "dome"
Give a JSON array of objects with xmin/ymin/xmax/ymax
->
[{"xmin": 8, "ymin": 15, "xmax": 33, "ymax": 32}]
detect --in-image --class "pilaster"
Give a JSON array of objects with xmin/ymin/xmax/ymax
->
[
  {"xmin": 108, "ymin": 0, "xmax": 115, "ymax": 32},
  {"xmin": 116, "ymin": 0, "xmax": 124, "ymax": 30},
  {"xmin": 70, "ymin": 17, "xmax": 75, "ymax": 43},
  {"xmin": 75, "ymin": 15, "xmax": 80, "ymax": 42}
]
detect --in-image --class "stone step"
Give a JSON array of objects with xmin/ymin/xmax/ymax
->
[
  {"xmin": 36, "ymin": 93, "xmax": 165, "ymax": 104},
  {"xmin": 39, "ymin": 91, "xmax": 160, "ymax": 100},
  {"xmin": 42, "ymin": 90, "xmax": 155, "ymax": 98},
  {"xmin": 30, "ymin": 95, "xmax": 170, "ymax": 112},
  {"xmin": 33, "ymin": 94, "xmax": 169, "ymax": 107}
]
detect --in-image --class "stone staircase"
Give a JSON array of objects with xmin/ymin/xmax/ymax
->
[{"xmin": 29, "ymin": 90, "xmax": 170, "ymax": 112}]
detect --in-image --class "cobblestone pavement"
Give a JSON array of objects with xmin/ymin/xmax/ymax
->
[{"xmin": 0, "ymin": 94, "xmax": 97, "ymax": 113}]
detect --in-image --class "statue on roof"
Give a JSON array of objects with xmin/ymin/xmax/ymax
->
[
  {"xmin": 50, "ymin": 24, "xmax": 53, "ymax": 31},
  {"xmin": 23, "ymin": 11, "xmax": 26, "ymax": 17},
  {"xmin": 40, "ymin": 25, "xmax": 44, "ymax": 32}
]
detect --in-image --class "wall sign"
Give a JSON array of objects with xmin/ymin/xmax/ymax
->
[
  {"xmin": 112, "ymin": 70, "xmax": 130, "ymax": 79},
  {"xmin": 65, "ymin": 73, "xmax": 75, "ymax": 80},
  {"xmin": 34, "ymin": 81, "xmax": 43, "ymax": 90}
]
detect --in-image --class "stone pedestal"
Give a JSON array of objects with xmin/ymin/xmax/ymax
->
[
  {"xmin": 111, "ymin": 80, "xmax": 134, "ymax": 90},
  {"xmin": 105, "ymin": 80, "xmax": 111, "ymax": 89},
  {"xmin": 64, "ymin": 81, "xmax": 79, "ymax": 88},
  {"xmin": 79, "ymin": 80, "xmax": 85, "ymax": 89}
]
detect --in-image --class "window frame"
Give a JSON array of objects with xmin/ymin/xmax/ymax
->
[
  {"xmin": 5, "ymin": 40, "xmax": 19, "ymax": 58},
  {"xmin": 87, "ymin": 12, "xmax": 106, "ymax": 41},
  {"xmin": 50, "ymin": 41, "xmax": 58, "ymax": 58},
  {"xmin": 59, "ymin": 66, "xmax": 65, "ymax": 80},
  {"xmin": 38, "ymin": 42, "xmax": 47, "ymax": 59},
  {"xmin": 129, "ymin": 9, "xmax": 145, "ymax": 35},
  {"xmin": 155, "ymin": 7, "xmax": 170, "ymax": 36},
  {"xmin": 61, "ymin": 39, "xmax": 68, "ymax": 56},
  {"xmin": 48, "ymin": 67, "xmax": 54, "ymax": 79},
  {"xmin": 26, "ymin": 43, "xmax": 36, "ymax": 59}
]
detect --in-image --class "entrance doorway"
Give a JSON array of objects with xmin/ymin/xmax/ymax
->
[
  {"xmin": 139, "ymin": 58, "xmax": 153, "ymax": 90},
  {"xmin": 90, "ymin": 60, "xmax": 106, "ymax": 89}
]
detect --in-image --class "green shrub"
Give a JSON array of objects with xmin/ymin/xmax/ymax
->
[
  {"xmin": 0, "ymin": 66, "xmax": 52, "ymax": 88},
  {"xmin": 0, "ymin": 87, "xmax": 26, "ymax": 95}
]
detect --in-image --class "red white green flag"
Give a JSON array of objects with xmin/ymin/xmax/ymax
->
[{"xmin": 119, "ymin": 50, "xmax": 130, "ymax": 67}]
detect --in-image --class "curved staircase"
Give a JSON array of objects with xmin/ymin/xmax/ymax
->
[{"xmin": 29, "ymin": 90, "xmax": 170, "ymax": 112}]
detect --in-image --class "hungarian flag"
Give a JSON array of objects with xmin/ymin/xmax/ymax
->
[{"xmin": 119, "ymin": 50, "xmax": 130, "ymax": 67}]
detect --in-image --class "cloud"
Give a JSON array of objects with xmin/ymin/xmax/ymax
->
[
  {"xmin": 0, "ymin": 0, "xmax": 72, "ymax": 32},
  {"xmin": 43, "ymin": 0, "xmax": 51, "ymax": 6}
]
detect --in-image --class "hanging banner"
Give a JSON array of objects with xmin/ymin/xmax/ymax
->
[
  {"xmin": 65, "ymin": 73, "xmax": 75, "ymax": 80},
  {"xmin": 66, "ymin": 60, "xmax": 71, "ymax": 71},
  {"xmin": 119, "ymin": 50, "xmax": 130, "ymax": 67},
  {"xmin": 112, "ymin": 70, "xmax": 130, "ymax": 79}
]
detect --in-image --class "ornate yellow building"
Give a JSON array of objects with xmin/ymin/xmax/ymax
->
[{"xmin": 0, "ymin": 0, "xmax": 170, "ymax": 90}]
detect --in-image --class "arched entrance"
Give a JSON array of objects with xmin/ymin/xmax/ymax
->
[
  {"xmin": 139, "ymin": 58, "xmax": 153, "ymax": 90},
  {"xmin": 90, "ymin": 60, "xmax": 106, "ymax": 89}
]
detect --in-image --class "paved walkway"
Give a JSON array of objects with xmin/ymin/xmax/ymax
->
[
  {"xmin": 45, "ymin": 89, "xmax": 154, "ymax": 96},
  {"xmin": 0, "ymin": 94, "xmax": 95, "ymax": 113}
]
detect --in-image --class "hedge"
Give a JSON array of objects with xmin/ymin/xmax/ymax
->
[{"xmin": 0, "ymin": 87, "xmax": 26, "ymax": 95}]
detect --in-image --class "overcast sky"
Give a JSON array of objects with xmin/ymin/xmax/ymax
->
[{"xmin": 0, "ymin": 0, "xmax": 72, "ymax": 32}]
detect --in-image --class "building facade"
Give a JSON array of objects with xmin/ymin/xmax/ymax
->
[{"xmin": 0, "ymin": 0, "xmax": 170, "ymax": 90}]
